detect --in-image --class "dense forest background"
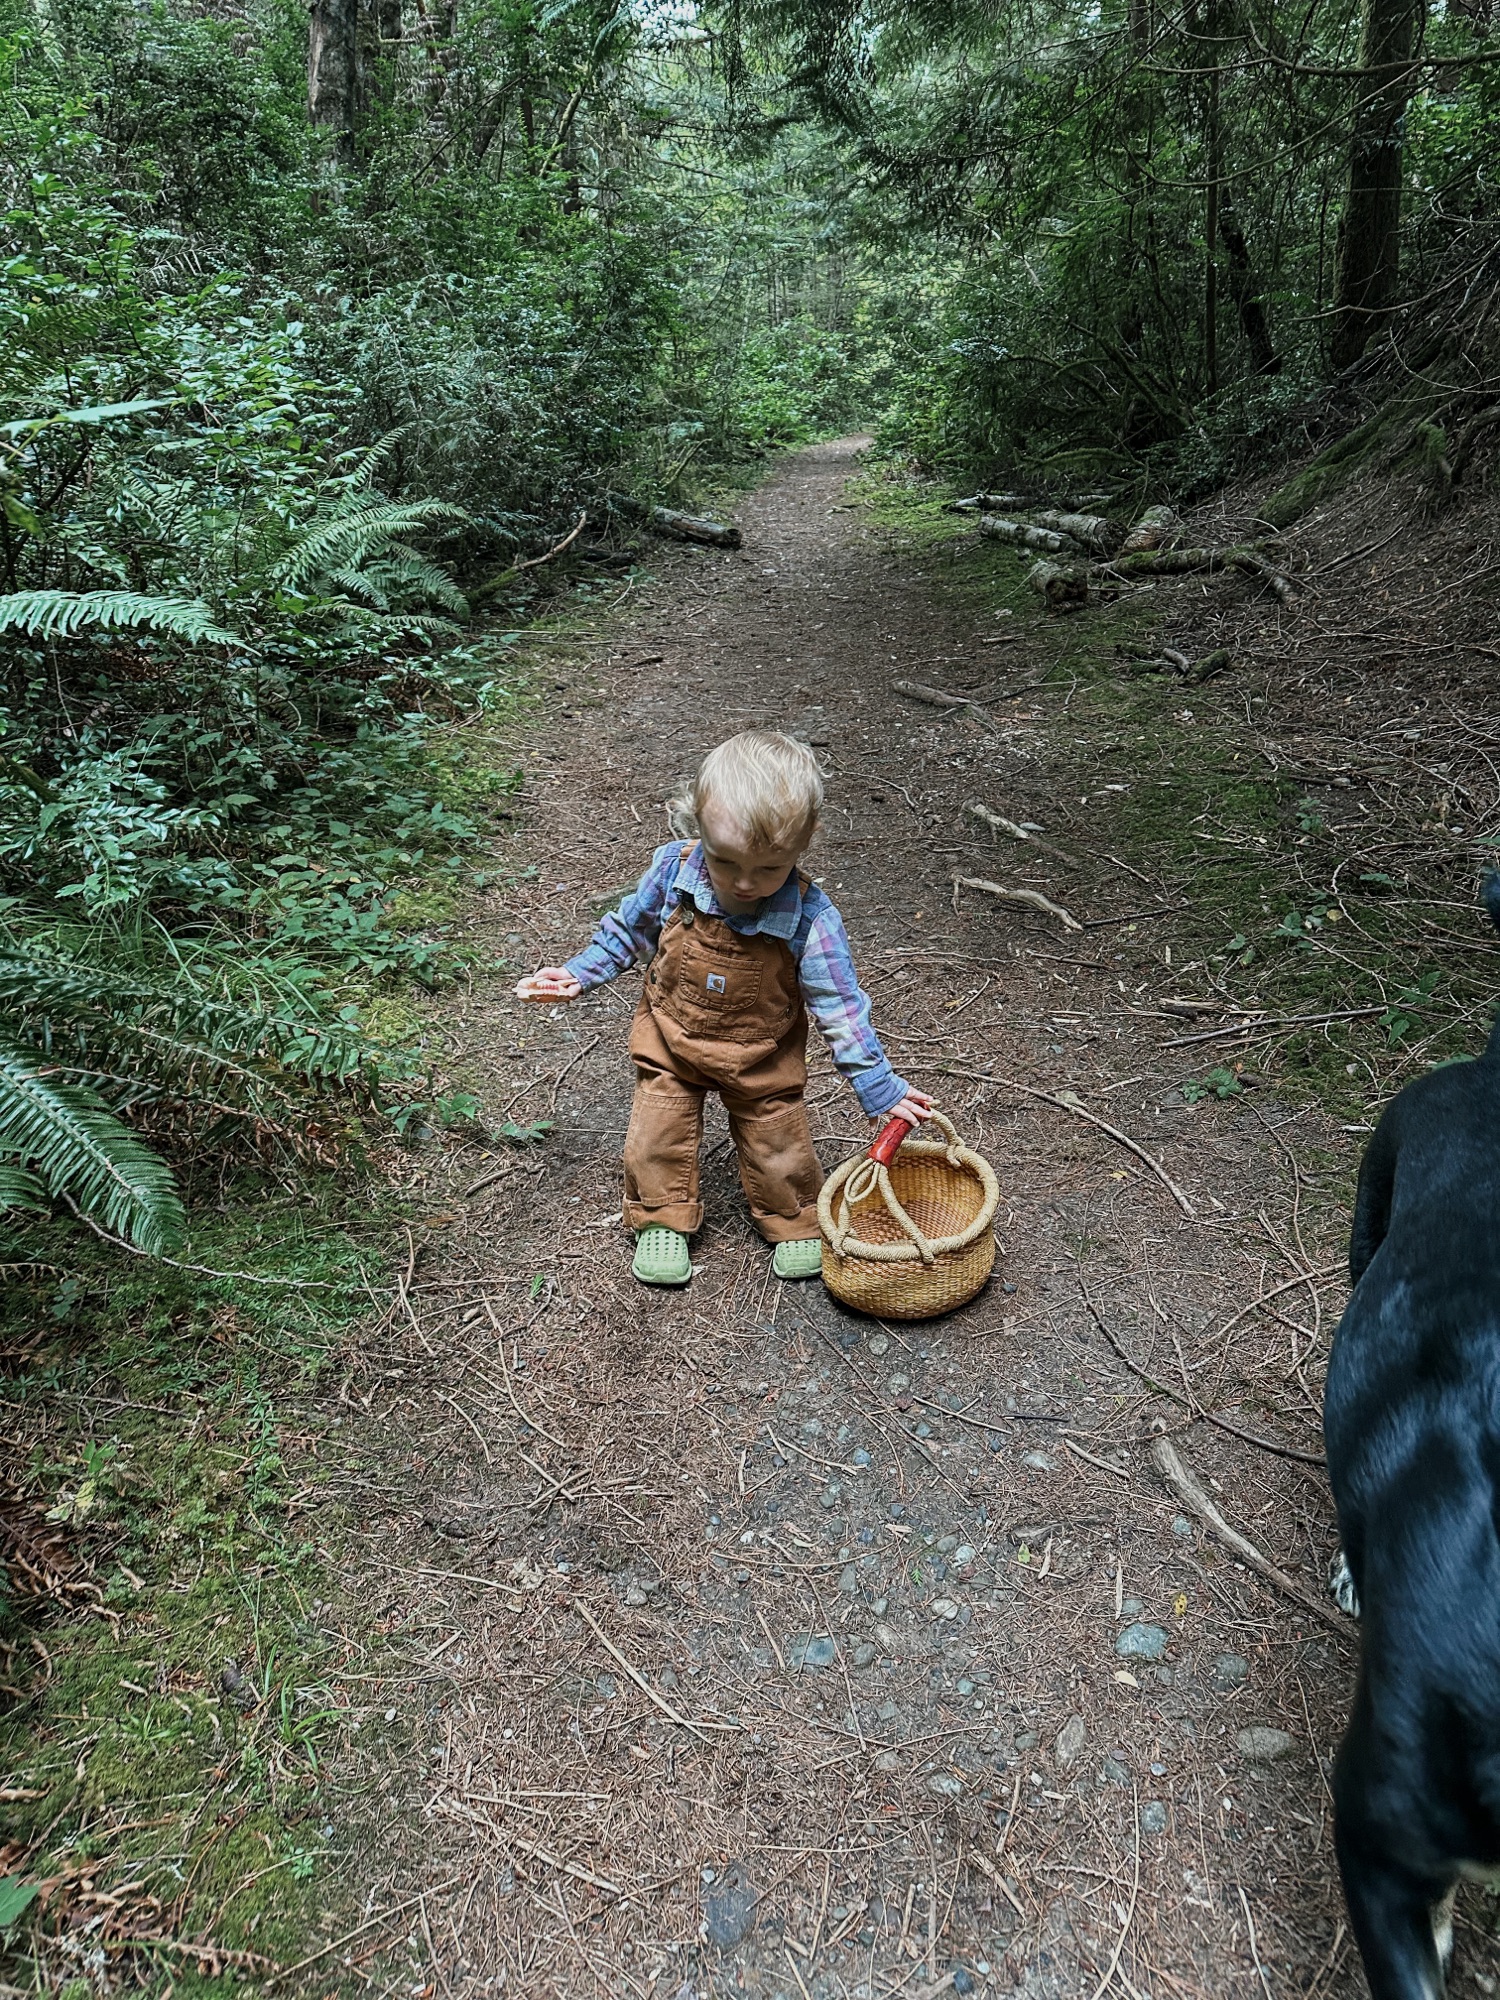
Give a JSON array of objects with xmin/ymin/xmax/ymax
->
[{"xmin": 3, "ymin": 0, "xmax": 1498, "ymax": 1252}]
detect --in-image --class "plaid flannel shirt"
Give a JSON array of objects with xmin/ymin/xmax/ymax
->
[{"xmin": 564, "ymin": 841, "xmax": 909, "ymax": 1117}]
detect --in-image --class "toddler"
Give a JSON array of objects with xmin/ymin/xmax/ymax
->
[{"xmin": 517, "ymin": 730, "xmax": 931, "ymax": 1286}]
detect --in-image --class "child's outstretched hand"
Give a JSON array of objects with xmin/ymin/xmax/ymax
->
[
  {"xmin": 516, "ymin": 966, "xmax": 582, "ymax": 1003},
  {"xmin": 886, "ymin": 1088, "xmax": 935, "ymax": 1128}
]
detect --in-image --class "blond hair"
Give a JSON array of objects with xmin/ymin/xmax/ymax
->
[{"xmin": 671, "ymin": 730, "xmax": 825, "ymax": 854}]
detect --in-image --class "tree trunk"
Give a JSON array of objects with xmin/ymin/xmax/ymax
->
[
  {"xmin": 1220, "ymin": 196, "xmax": 1281, "ymax": 374},
  {"xmin": 1330, "ymin": 0, "xmax": 1423, "ymax": 368},
  {"xmin": 308, "ymin": 0, "xmax": 360, "ymax": 157}
]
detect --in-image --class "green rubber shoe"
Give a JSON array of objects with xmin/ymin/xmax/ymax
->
[
  {"xmin": 773, "ymin": 1238, "xmax": 823, "ymax": 1281},
  {"xmin": 632, "ymin": 1226, "xmax": 692, "ymax": 1287}
]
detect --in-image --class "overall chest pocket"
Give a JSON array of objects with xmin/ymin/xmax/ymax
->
[{"xmin": 667, "ymin": 941, "xmax": 764, "ymax": 1034}]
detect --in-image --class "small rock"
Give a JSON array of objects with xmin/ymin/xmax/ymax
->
[
  {"xmin": 703, "ymin": 1860, "xmax": 758, "ymax": 1948},
  {"xmin": 852, "ymin": 1642, "xmax": 876, "ymax": 1668},
  {"xmin": 953, "ymin": 1544, "xmax": 976, "ymax": 1569},
  {"xmin": 874, "ymin": 1620, "xmax": 902, "ymax": 1654},
  {"xmin": 1022, "ymin": 1452, "xmax": 1055, "ymax": 1472},
  {"xmin": 1014, "ymin": 1730, "xmax": 1039, "ymax": 1752},
  {"xmin": 937, "ymin": 1534, "xmax": 959, "ymax": 1552},
  {"xmin": 1140, "ymin": 1800, "xmax": 1168, "ymax": 1835},
  {"xmin": 1237, "ymin": 1726, "xmax": 1296, "ymax": 1763},
  {"xmin": 1116, "ymin": 1623, "xmax": 1168, "ymax": 1660},
  {"xmin": 888, "ymin": 1372, "xmax": 910, "ymax": 1394},
  {"xmin": 931, "ymin": 1597, "xmax": 960, "ymax": 1621},
  {"xmin": 1213, "ymin": 1653, "xmax": 1250, "ymax": 1690},
  {"xmin": 1120, "ymin": 1596, "xmax": 1144, "ymax": 1619},
  {"xmin": 1100, "ymin": 1756, "xmax": 1129, "ymax": 1787},
  {"xmin": 624, "ymin": 1584, "xmax": 648, "ymax": 1606},
  {"xmin": 877, "ymin": 1698, "xmax": 900, "ymax": 1722},
  {"xmin": 926, "ymin": 1771, "xmax": 963, "ymax": 1799},
  {"xmin": 787, "ymin": 1632, "xmax": 837, "ymax": 1670},
  {"xmin": 953, "ymin": 1971, "xmax": 976, "ymax": 1996},
  {"xmin": 1172, "ymin": 1515, "xmax": 1193, "ymax": 1538},
  {"xmin": 957, "ymin": 1678, "xmax": 974, "ymax": 1696},
  {"xmin": 852, "ymin": 1448, "xmax": 871, "ymax": 1468},
  {"xmin": 875, "ymin": 1750, "xmax": 901, "ymax": 1772},
  {"xmin": 819, "ymin": 1483, "xmax": 842, "ymax": 1510},
  {"xmin": 1055, "ymin": 1714, "xmax": 1087, "ymax": 1767},
  {"xmin": 868, "ymin": 1334, "xmax": 890, "ymax": 1357},
  {"xmin": 838, "ymin": 1564, "xmax": 859, "ymax": 1595}
]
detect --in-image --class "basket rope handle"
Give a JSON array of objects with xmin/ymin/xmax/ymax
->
[
  {"xmin": 831, "ymin": 1108, "xmax": 964, "ymax": 1267},
  {"xmin": 835, "ymin": 1160, "xmax": 938, "ymax": 1264}
]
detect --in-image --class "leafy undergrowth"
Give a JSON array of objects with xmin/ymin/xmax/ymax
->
[
  {"xmin": 857, "ymin": 460, "xmax": 1498, "ymax": 1124},
  {"xmin": 0, "ymin": 628, "xmax": 562, "ymax": 1993}
]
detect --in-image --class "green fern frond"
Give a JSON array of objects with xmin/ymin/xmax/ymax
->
[
  {"xmin": 0, "ymin": 947, "xmax": 372, "ymax": 1081},
  {"xmin": 273, "ymin": 498, "xmax": 468, "ymax": 592},
  {"xmin": 334, "ymin": 427, "xmax": 413, "ymax": 493},
  {"xmin": 0, "ymin": 1162, "xmax": 47, "ymax": 1213},
  {"xmin": 324, "ymin": 566, "xmax": 391, "ymax": 610},
  {"xmin": 0, "ymin": 1037, "xmax": 187, "ymax": 1253},
  {"xmin": 0, "ymin": 590, "xmax": 239, "ymax": 648},
  {"xmin": 374, "ymin": 549, "xmax": 470, "ymax": 616}
]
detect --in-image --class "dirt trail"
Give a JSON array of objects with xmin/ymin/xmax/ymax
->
[{"xmin": 357, "ymin": 440, "xmax": 1499, "ymax": 1998}]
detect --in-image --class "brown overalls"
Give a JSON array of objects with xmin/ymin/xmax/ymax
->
[{"xmin": 623, "ymin": 859, "xmax": 823, "ymax": 1244}]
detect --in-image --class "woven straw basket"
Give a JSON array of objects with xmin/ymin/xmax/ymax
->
[{"xmin": 818, "ymin": 1110, "xmax": 1000, "ymax": 1321}]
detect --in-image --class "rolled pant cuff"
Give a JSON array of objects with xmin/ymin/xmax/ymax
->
[
  {"xmin": 753, "ymin": 1205, "xmax": 822, "ymax": 1245},
  {"xmin": 624, "ymin": 1200, "xmax": 703, "ymax": 1236}
]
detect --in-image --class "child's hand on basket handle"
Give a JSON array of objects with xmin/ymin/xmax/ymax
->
[
  {"xmin": 516, "ymin": 966, "xmax": 582, "ymax": 1003},
  {"xmin": 867, "ymin": 1090, "xmax": 935, "ymax": 1162}
]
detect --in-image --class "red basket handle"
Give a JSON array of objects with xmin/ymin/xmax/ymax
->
[{"xmin": 866, "ymin": 1114, "xmax": 913, "ymax": 1167}]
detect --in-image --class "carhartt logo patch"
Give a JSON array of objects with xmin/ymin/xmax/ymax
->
[{"xmin": 706, "ymin": 973, "xmax": 727, "ymax": 994}]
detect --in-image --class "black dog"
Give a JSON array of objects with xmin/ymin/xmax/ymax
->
[{"xmin": 1323, "ymin": 875, "xmax": 1500, "ymax": 1999}]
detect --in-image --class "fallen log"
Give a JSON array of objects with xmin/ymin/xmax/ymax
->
[
  {"xmin": 951, "ymin": 491, "xmax": 1030, "ymax": 513},
  {"xmin": 1119, "ymin": 504, "xmax": 1180, "ymax": 553},
  {"xmin": 647, "ymin": 505, "xmax": 742, "ymax": 549},
  {"xmin": 1029, "ymin": 509, "xmax": 1119, "ymax": 555},
  {"xmin": 1099, "ymin": 542, "xmax": 1295, "ymax": 603},
  {"xmin": 1025, "ymin": 559, "xmax": 1089, "ymax": 611},
  {"xmin": 950, "ymin": 874, "xmax": 1082, "ymax": 931},
  {"xmin": 978, "ymin": 515, "xmax": 1077, "ymax": 555}
]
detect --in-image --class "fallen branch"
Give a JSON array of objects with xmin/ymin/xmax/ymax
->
[
  {"xmin": 894, "ymin": 680, "xmax": 997, "ymax": 728},
  {"xmin": 951, "ymin": 875, "xmax": 1082, "ymax": 932},
  {"xmin": 1062, "ymin": 1434, "xmax": 1130, "ymax": 1480},
  {"xmin": 1085, "ymin": 1791, "xmax": 1141, "ymax": 2000},
  {"xmin": 1099, "ymin": 542, "xmax": 1296, "ymax": 604},
  {"xmin": 516, "ymin": 511, "xmax": 587, "ymax": 571},
  {"xmin": 951, "ymin": 491, "xmax": 1030, "ymax": 513},
  {"xmin": 964, "ymin": 800, "xmax": 1083, "ymax": 867},
  {"xmin": 1151, "ymin": 1437, "xmax": 1351, "ymax": 1636},
  {"xmin": 894, "ymin": 678, "xmax": 985, "ymax": 711},
  {"xmin": 1117, "ymin": 643, "xmax": 1234, "ymax": 684},
  {"xmin": 1162, "ymin": 1003, "xmax": 1386, "ymax": 1048},
  {"xmin": 1074, "ymin": 1272, "xmax": 1328, "ymax": 1463},
  {"xmin": 573, "ymin": 1596, "xmax": 738, "ymax": 1739}
]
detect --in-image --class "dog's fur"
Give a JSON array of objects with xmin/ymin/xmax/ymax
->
[{"xmin": 1323, "ymin": 876, "xmax": 1500, "ymax": 1999}]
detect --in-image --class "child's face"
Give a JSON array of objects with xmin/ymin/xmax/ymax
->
[{"xmin": 698, "ymin": 802, "xmax": 803, "ymax": 914}]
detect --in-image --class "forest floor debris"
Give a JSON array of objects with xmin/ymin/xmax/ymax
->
[{"xmin": 341, "ymin": 436, "xmax": 1500, "ymax": 1995}]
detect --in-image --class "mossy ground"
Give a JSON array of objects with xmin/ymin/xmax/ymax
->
[
  {"xmin": 855, "ymin": 461, "xmax": 1486, "ymax": 1125},
  {"xmin": 0, "ymin": 1210, "xmax": 387, "ymax": 1993}
]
